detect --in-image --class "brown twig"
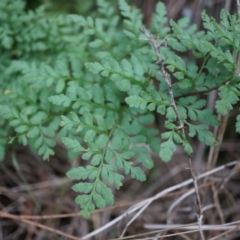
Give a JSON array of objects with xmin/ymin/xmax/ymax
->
[
  {"xmin": 188, "ymin": 155, "xmax": 205, "ymax": 240},
  {"xmin": 140, "ymin": 28, "xmax": 184, "ymax": 131},
  {"xmin": 175, "ymin": 77, "xmax": 232, "ymax": 99},
  {"xmin": 0, "ymin": 211, "xmax": 82, "ymax": 240},
  {"xmin": 208, "ymin": 224, "xmax": 240, "ymax": 240},
  {"xmin": 141, "ymin": 27, "xmax": 205, "ymax": 240},
  {"xmin": 207, "ymin": 113, "xmax": 229, "ymax": 170}
]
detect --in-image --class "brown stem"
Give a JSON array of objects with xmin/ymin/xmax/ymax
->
[
  {"xmin": 188, "ymin": 155, "xmax": 205, "ymax": 240},
  {"xmin": 142, "ymin": 28, "xmax": 205, "ymax": 240},
  {"xmin": 141, "ymin": 28, "xmax": 184, "ymax": 131}
]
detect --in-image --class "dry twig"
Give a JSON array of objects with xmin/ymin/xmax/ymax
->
[
  {"xmin": 0, "ymin": 211, "xmax": 82, "ymax": 240},
  {"xmin": 188, "ymin": 155, "xmax": 205, "ymax": 240},
  {"xmin": 141, "ymin": 28, "xmax": 205, "ymax": 240}
]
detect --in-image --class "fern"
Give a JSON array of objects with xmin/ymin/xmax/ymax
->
[{"xmin": 1, "ymin": 0, "xmax": 240, "ymax": 217}]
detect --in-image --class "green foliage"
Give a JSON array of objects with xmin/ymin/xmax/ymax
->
[{"xmin": 1, "ymin": 0, "xmax": 240, "ymax": 217}]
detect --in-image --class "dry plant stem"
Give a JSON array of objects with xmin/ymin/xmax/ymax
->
[
  {"xmin": 141, "ymin": 28, "xmax": 205, "ymax": 240},
  {"xmin": 167, "ymin": 0, "xmax": 186, "ymax": 21},
  {"xmin": 179, "ymin": 234, "xmax": 192, "ymax": 240},
  {"xmin": 212, "ymin": 185, "xmax": 225, "ymax": 225},
  {"xmin": 188, "ymin": 155, "xmax": 205, "ymax": 240},
  {"xmin": 0, "ymin": 211, "xmax": 82, "ymax": 240},
  {"xmin": 140, "ymin": 28, "xmax": 184, "ymax": 130},
  {"xmin": 11, "ymin": 177, "xmax": 70, "ymax": 191},
  {"xmin": 208, "ymin": 224, "xmax": 240, "ymax": 240},
  {"xmin": 193, "ymin": 0, "xmax": 204, "ymax": 28},
  {"xmin": 224, "ymin": 0, "xmax": 232, "ymax": 11},
  {"xmin": 211, "ymin": 185, "xmax": 231, "ymax": 240},
  {"xmin": 115, "ymin": 229, "xmax": 197, "ymax": 240},
  {"xmin": 145, "ymin": 220, "xmax": 240, "ymax": 231},
  {"xmin": 113, "ymin": 226, "xmax": 240, "ymax": 240},
  {"xmin": 175, "ymin": 77, "xmax": 231, "ymax": 99},
  {"xmin": 207, "ymin": 113, "xmax": 229, "ymax": 170}
]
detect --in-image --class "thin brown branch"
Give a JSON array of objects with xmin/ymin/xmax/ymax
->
[
  {"xmin": 175, "ymin": 76, "xmax": 232, "ymax": 99},
  {"xmin": 141, "ymin": 28, "xmax": 205, "ymax": 240},
  {"xmin": 211, "ymin": 185, "xmax": 228, "ymax": 238},
  {"xmin": 0, "ymin": 211, "xmax": 82, "ymax": 240},
  {"xmin": 140, "ymin": 28, "xmax": 184, "ymax": 131},
  {"xmin": 208, "ymin": 224, "xmax": 240, "ymax": 240},
  {"xmin": 207, "ymin": 112, "xmax": 229, "ymax": 169},
  {"xmin": 145, "ymin": 221, "xmax": 240, "ymax": 231},
  {"xmin": 188, "ymin": 155, "xmax": 205, "ymax": 240}
]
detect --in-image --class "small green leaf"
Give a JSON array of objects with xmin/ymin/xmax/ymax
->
[
  {"xmin": 15, "ymin": 125, "xmax": 29, "ymax": 134},
  {"xmin": 160, "ymin": 138, "xmax": 176, "ymax": 162},
  {"xmin": 179, "ymin": 79, "xmax": 192, "ymax": 89},
  {"xmin": 173, "ymin": 132, "xmax": 182, "ymax": 143},
  {"xmin": 236, "ymin": 114, "xmax": 240, "ymax": 133},
  {"xmin": 85, "ymin": 62, "xmax": 104, "ymax": 74},
  {"xmin": 62, "ymin": 137, "xmax": 85, "ymax": 152},
  {"xmin": 72, "ymin": 182, "xmax": 93, "ymax": 193},
  {"xmin": 91, "ymin": 153, "xmax": 102, "ymax": 166},
  {"xmin": 67, "ymin": 166, "xmax": 97, "ymax": 180},
  {"xmin": 174, "ymin": 72, "xmax": 185, "ymax": 80},
  {"xmin": 49, "ymin": 95, "xmax": 72, "ymax": 107},
  {"xmin": 89, "ymin": 39, "xmax": 104, "ymax": 48},
  {"xmin": 183, "ymin": 141, "xmax": 193, "ymax": 154},
  {"xmin": 55, "ymin": 79, "xmax": 65, "ymax": 93},
  {"xmin": 30, "ymin": 111, "xmax": 47, "ymax": 124},
  {"xmin": 166, "ymin": 107, "xmax": 177, "ymax": 121},
  {"xmin": 128, "ymin": 166, "xmax": 146, "ymax": 181},
  {"xmin": 157, "ymin": 105, "xmax": 166, "ymax": 114},
  {"xmin": 27, "ymin": 127, "xmax": 40, "ymax": 138},
  {"xmin": 84, "ymin": 130, "xmax": 96, "ymax": 142}
]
